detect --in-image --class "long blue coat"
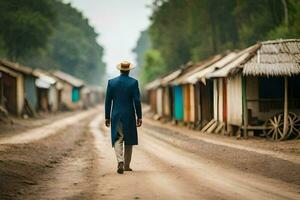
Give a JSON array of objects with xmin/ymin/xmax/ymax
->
[{"xmin": 105, "ymin": 74, "xmax": 142, "ymax": 146}]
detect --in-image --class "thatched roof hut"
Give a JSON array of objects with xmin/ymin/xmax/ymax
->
[{"xmin": 242, "ymin": 39, "xmax": 300, "ymax": 76}]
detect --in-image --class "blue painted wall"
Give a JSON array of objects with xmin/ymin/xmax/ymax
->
[{"xmin": 24, "ymin": 75, "xmax": 37, "ymax": 110}]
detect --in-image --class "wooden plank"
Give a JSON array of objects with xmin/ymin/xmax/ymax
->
[
  {"xmin": 215, "ymin": 122, "xmax": 225, "ymax": 133},
  {"xmin": 222, "ymin": 78, "xmax": 227, "ymax": 123},
  {"xmin": 242, "ymin": 76, "xmax": 248, "ymax": 139},
  {"xmin": 241, "ymin": 125, "xmax": 267, "ymax": 130},
  {"xmin": 200, "ymin": 119, "xmax": 215, "ymax": 132},
  {"xmin": 206, "ymin": 121, "xmax": 218, "ymax": 133}
]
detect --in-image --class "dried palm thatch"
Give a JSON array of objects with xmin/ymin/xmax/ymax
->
[{"xmin": 242, "ymin": 39, "xmax": 300, "ymax": 76}]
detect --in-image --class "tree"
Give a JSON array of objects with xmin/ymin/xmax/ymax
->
[
  {"xmin": 132, "ymin": 30, "xmax": 152, "ymax": 77},
  {"xmin": 20, "ymin": 1, "xmax": 106, "ymax": 85},
  {"xmin": 0, "ymin": 0, "xmax": 56, "ymax": 60},
  {"xmin": 139, "ymin": 0, "xmax": 300, "ymax": 85},
  {"xmin": 140, "ymin": 49, "xmax": 166, "ymax": 86}
]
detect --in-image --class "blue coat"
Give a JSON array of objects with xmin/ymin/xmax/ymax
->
[{"xmin": 105, "ymin": 74, "xmax": 142, "ymax": 146}]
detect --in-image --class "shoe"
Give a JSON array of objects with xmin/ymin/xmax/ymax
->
[
  {"xmin": 124, "ymin": 166, "xmax": 133, "ymax": 171},
  {"xmin": 117, "ymin": 162, "xmax": 124, "ymax": 174}
]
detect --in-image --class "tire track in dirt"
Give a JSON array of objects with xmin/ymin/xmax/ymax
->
[
  {"xmin": 0, "ymin": 112, "xmax": 100, "ymax": 200},
  {"xmin": 93, "ymin": 114, "xmax": 300, "ymax": 200}
]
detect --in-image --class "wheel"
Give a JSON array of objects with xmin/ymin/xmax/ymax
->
[
  {"xmin": 287, "ymin": 112, "xmax": 300, "ymax": 139},
  {"xmin": 264, "ymin": 113, "xmax": 292, "ymax": 141}
]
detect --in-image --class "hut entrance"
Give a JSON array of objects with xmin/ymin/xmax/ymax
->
[
  {"xmin": 199, "ymin": 79, "xmax": 214, "ymax": 127},
  {"xmin": 2, "ymin": 72, "xmax": 17, "ymax": 114},
  {"xmin": 162, "ymin": 86, "xmax": 173, "ymax": 120},
  {"xmin": 72, "ymin": 87, "xmax": 80, "ymax": 102},
  {"xmin": 174, "ymin": 85, "xmax": 184, "ymax": 121},
  {"xmin": 245, "ymin": 75, "xmax": 300, "ymax": 140},
  {"xmin": 37, "ymin": 88, "xmax": 49, "ymax": 111},
  {"xmin": 183, "ymin": 84, "xmax": 191, "ymax": 122},
  {"xmin": 57, "ymin": 89, "xmax": 62, "ymax": 109},
  {"xmin": 247, "ymin": 76, "xmax": 300, "ymax": 121},
  {"xmin": 169, "ymin": 86, "xmax": 174, "ymax": 119}
]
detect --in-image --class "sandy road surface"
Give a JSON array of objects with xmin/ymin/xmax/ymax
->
[
  {"xmin": 93, "ymin": 114, "xmax": 300, "ymax": 200},
  {"xmin": 1, "ymin": 111, "xmax": 300, "ymax": 200}
]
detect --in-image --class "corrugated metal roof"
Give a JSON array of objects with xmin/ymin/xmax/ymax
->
[
  {"xmin": 0, "ymin": 59, "xmax": 34, "ymax": 75},
  {"xmin": 184, "ymin": 52, "xmax": 238, "ymax": 84},
  {"xmin": 33, "ymin": 69, "xmax": 56, "ymax": 85},
  {"xmin": 161, "ymin": 69, "xmax": 182, "ymax": 86},
  {"xmin": 144, "ymin": 78, "xmax": 162, "ymax": 90},
  {"xmin": 206, "ymin": 44, "xmax": 259, "ymax": 78},
  {"xmin": 52, "ymin": 70, "xmax": 84, "ymax": 87},
  {"xmin": 173, "ymin": 55, "xmax": 223, "ymax": 85}
]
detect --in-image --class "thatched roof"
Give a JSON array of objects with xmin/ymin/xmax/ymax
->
[{"xmin": 242, "ymin": 39, "xmax": 300, "ymax": 76}]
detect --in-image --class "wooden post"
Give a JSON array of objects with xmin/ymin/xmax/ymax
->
[
  {"xmin": 242, "ymin": 76, "xmax": 248, "ymax": 139},
  {"xmin": 283, "ymin": 77, "xmax": 288, "ymax": 136},
  {"xmin": 215, "ymin": 79, "xmax": 219, "ymax": 122}
]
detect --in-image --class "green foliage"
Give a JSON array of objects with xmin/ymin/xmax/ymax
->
[
  {"xmin": 0, "ymin": 1, "xmax": 106, "ymax": 85},
  {"xmin": 132, "ymin": 30, "xmax": 152, "ymax": 77},
  {"xmin": 0, "ymin": 0, "xmax": 56, "ymax": 60},
  {"xmin": 140, "ymin": 49, "xmax": 167, "ymax": 86},
  {"xmin": 150, "ymin": 0, "xmax": 191, "ymax": 70},
  {"xmin": 142, "ymin": 0, "xmax": 300, "ymax": 84}
]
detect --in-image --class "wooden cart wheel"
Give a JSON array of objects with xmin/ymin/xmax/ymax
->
[
  {"xmin": 264, "ymin": 113, "xmax": 292, "ymax": 141},
  {"xmin": 287, "ymin": 112, "xmax": 300, "ymax": 139}
]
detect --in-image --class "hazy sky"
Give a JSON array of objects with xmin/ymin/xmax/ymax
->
[{"xmin": 66, "ymin": 0, "xmax": 152, "ymax": 78}]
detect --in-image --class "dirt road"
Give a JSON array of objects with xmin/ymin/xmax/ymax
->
[{"xmin": 1, "ymin": 111, "xmax": 300, "ymax": 200}]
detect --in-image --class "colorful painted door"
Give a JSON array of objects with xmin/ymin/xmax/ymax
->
[
  {"xmin": 72, "ymin": 87, "xmax": 80, "ymax": 102},
  {"xmin": 173, "ymin": 85, "xmax": 183, "ymax": 120}
]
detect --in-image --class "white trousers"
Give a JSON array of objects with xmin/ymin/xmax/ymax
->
[{"xmin": 114, "ymin": 122, "xmax": 132, "ymax": 166}]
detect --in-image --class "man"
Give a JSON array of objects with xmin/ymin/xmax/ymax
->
[{"xmin": 105, "ymin": 61, "xmax": 142, "ymax": 174}]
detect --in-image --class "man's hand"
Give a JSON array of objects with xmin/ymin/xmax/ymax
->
[
  {"xmin": 136, "ymin": 118, "xmax": 142, "ymax": 127},
  {"xmin": 105, "ymin": 119, "xmax": 110, "ymax": 127}
]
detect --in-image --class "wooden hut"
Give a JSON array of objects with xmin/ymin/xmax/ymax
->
[
  {"xmin": 239, "ymin": 39, "xmax": 300, "ymax": 140},
  {"xmin": 0, "ymin": 59, "xmax": 37, "ymax": 116},
  {"xmin": 170, "ymin": 62, "xmax": 197, "ymax": 124},
  {"xmin": 181, "ymin": 53, "xmax": 239, "ymax": 130},
  {"xmin": 145, "ymin": 78, "xmax": 162, "ymax": 115},
  {"xmin": 204, "ymin": 45, "xmax": 260, "ymax": 134},
  {"xmin": 51, "ymin": 71, "xmax": 85, "ymax": 110},
  {"xmin": 207, "ymin": 39, "xmax": 300, "ymax": 140},
  {"xmin": 160, "ymin": 69, "xmax": 182, "ymax": 120},
  {"xmin": 172, "ymin": 56, "xmax": 223, "ymax": 127},
  {"xmin": 33, "ymin": 70, "xmax": 63, "ymax": 112},
  {"xmin": 82, "ymin": 86, "xmax": 103, "ymax": 108}
]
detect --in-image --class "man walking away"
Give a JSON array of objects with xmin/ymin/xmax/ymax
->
[{"xmin": 105, "ymin": 61, "xmax": 142, "ymax": 174}]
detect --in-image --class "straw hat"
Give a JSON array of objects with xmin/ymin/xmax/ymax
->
[{"xmin": 117, "ymin": 61, "xmax": 134, "ymax": 71}]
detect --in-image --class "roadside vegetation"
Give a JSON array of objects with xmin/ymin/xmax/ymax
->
[
  {"xmin": 0, "ymin": 0, "xmax": 106, "ymax": 85},
  {"xmin": 133, "ymin": 0, "xmax": 300, "ymax": 85}
]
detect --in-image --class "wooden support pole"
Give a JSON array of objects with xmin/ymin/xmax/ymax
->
[
  {"xmin": 283, "ymin": 77, "xmax": 288, "ymax": 136},
  {"xmin": 242, "ymin": 76, "xmax": 248, "ymax": 139}
]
